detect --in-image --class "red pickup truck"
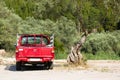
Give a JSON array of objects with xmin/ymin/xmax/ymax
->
[{"xmin": 15, "ymin": 34, "xmax": 54, "ymax": 70}]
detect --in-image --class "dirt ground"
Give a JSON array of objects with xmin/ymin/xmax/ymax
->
[{"xmin": 0, "ymin": 57, "xmax": 120, "ymax": 80}]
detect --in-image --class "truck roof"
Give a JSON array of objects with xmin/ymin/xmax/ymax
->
[
  {"xmin": 18, "ymin": 34, "xmax": 49, "ymax": 38},
  {"xmin": 19, "ymin": 34, "xmax": 48, "ymax": 36}
]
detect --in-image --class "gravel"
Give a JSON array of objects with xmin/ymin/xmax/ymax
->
[{"xmin": 0, "ymin": 58, "xmax": 120, "ymax": 80}]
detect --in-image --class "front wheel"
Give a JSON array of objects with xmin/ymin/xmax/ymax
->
[{"xmin": 16, "ymin": 62, "xmax": 21, "ymax": 71}]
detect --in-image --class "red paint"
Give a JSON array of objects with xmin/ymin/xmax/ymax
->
[{"xmin": 15, "ymin": 34, "xmax": 54, "ymax": 70}]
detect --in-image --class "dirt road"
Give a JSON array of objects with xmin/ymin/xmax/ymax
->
[{"xmin": 0, "ymin": 59, "xmax": 120, "ymax": 80}]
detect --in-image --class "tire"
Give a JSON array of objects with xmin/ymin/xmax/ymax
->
[
  {"xmin": 44, "ymin": 62, "xmax": 53, "ymax": 70},
  {"xmin": 16, "ymin": 62, "xmax": 21, "ymax": 71},
  {"xmin": 48, "ymin": 62, "xmax": 53, "ymax": 69}
]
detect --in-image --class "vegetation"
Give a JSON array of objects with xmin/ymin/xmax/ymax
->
[
  {"xmin": 82, "ymin": 30, "xmax": 120, "ymax": 60},
  {"xmin": 0, "ymin": 0, "xmax": 120, "ymax": 59}
]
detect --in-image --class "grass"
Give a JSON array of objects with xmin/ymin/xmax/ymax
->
[
  {"xmin": 55, "ymin": 53, "xmax": 68, "ymax": 59},
  {"xmin": 55, "ymin": 51, "xmax": 120, "ymax": 60},
  {"xmin": 3, "ymin": 51, "xmax": 15, "ymax": 58},
  {"xmin": 83, "ymin": 52, "xmax": 120, "ymax": 60}
]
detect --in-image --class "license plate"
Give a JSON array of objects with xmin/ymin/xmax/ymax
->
[{"xmin": 29, "ymin": 58, "xmax": 41, "ymax": 61}]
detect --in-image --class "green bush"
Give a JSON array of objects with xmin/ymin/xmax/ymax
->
[
  {"xmin": 83, "ymin": 51, "xmax": 120, "ymax": 60},
  {"xmin": 82, "ymin": 30, "xmax": 120, "ymax": 59},
  {"xmin": 0, "ymin": 1, "xmax": 21, "ymax": 50},
  {"xmin": 55, "ymin": 52, "xmax": 68, "ymax": 59},
  {"xmin": 19, "ymin": 16, "xmax": 77, "ymax": 54}
]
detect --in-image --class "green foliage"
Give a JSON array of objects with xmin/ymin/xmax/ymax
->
[
  {"xmin": 0, "ymin": 0, "xmax": 120, "ymax": 59},
  {"xmin": 18, "ymin": 16, "xmax": 77, "ymax": 54},
  {"xmin": 82, "ymin": 30, "xmax": 120, "ymax": 59},
  {"xmin": 3, "ymin": 0, "xmax": 120, "ymax": 31},
  {"xmin": 80, "ymin": 1, "xmax": 100, "ymax": 29},
  {"xmin": 83, "ymin": 51, "xmax": 120, "ymax": 60},
  {"xmin": 55, "ymin": 52, "xmax": 68, "ymax": 59},
  {"xmin": 0, "ymin": 1, "xmax": 22, "ymax": 50},
  {"xmin": 4, "ymin": 0, "xmax": 35, "ymax": 19}
]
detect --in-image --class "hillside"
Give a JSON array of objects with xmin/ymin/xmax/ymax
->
[{"xmin": 0, "ymin": 0, "xmax": 120, "ymax": 59}]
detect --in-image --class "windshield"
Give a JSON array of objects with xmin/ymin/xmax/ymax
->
[{"xmin": 21, "ymin": 36, "xmax": 49, "ymax": 46}]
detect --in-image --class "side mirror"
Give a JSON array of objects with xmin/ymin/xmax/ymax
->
[{"xmin": 14, "ymin": 43, "xmax": 17, "ymax": 47}]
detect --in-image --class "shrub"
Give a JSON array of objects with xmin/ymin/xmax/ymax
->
[{"xmin": 82, "ymin": 30, "xmax": 120, "ymax": 59}]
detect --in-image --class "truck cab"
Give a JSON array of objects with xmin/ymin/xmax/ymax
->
[{"xmin": 15, "ymin": 34, "xmax": 54, "ymax": 70}]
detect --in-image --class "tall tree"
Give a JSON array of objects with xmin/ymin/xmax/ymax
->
[
  {"xmin": 4, "ymin": 0, "xmax": 35, "ymax": 19},
  {"xmin": 67, "ymin": 0, "xmax": 100, "ymax": 65}
]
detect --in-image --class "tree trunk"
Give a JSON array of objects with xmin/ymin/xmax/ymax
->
[
  {"xmin": 67, "ymin": 32, "xmax": 87, "ymax": 65},
  {"xmin": 67, "ymin": 4, "xmax": 88, "ymax": 65}
]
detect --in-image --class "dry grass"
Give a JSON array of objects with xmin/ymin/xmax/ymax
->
[{"xmin": 2, "ymin": 51, "xmax": 14, "ymax": 58}]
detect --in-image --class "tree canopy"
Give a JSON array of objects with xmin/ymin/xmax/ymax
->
[{"xmin": 0, "ymin": 0, "xmax": 120, "ymax": 53}]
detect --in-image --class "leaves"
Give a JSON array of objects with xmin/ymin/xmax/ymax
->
[{"xmin": 0, "ymin": 0, "xmax": 120, "ymax": 52}]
